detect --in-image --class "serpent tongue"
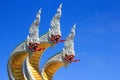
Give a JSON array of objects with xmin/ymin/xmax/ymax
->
[
  {"xmin": 58, "ymin": 39, "xmax": 66, "ymax": 42},
  {"xmin": 71, "ymin": 59, "xmax": 80, "ymax": 62}
]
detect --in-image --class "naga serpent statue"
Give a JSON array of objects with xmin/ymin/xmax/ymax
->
[{"xmin": 7, "ymin": 4, "xmax": 79, "ymax": 80}]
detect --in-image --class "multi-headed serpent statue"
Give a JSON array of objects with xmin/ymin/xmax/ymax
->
[{"xmin": 7, "ymin": 4, "xmax": 80, "ymax": 80}]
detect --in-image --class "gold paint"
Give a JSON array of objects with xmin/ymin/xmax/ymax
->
[
  {"xmin": 11, "ymin": 52, "xmax": 29, "ymax": 80},
  {"xmin": 29, "ymin": 42, "xmax": 50, "ymax": 80},
  {"xmin": 43, "ymin": 62, "xmax": 64, "ymax": 80}
]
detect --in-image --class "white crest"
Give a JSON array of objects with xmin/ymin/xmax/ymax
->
[
  {"xmin": 49, "ymin": 4, "xmax": 62, "ymax": 37},
  {"xmin": 27, "ymin": 9, "xmax": 42, "ymax": 44},
  {"xmin": 63, "ymin": 24, "xmax": 76, "ymax": 56}
]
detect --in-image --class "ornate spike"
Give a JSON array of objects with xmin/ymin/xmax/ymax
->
[
  {"xmin": 49, "ymin": 4, "xmax": 62, "ymax": 37},
  {"xmin": 56, "ymin": 3, "xmax": 62, "ymax": 17},
  {"xmin": 63, "ymin": 24, "xmax": 76, "ymax": 56},
  {"xmin": 67, "ymin": 24, "xmax": 76, "ymax": 40},
  {"xmin": 36, "ymin": 8, "xmax": 42, "ymax": 20},
  {"xmin": 27, "ymin": 9, "xmax": 42, "ymax": 45},
  {"xmin": 62, "ymin": 24, "xmax": 79, "ymax": 63}
]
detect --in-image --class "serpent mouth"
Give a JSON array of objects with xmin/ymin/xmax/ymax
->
[
  {"xmin": 64, "ymin": 54, "xmax": 80, "ymax": 63},
  {"xmin": 28, "ymin": 43, "xmax": 41, "ymax": 52},
  {"xmin": 50, "ymin": 35, "xmax": 61, "ymax": 44}
]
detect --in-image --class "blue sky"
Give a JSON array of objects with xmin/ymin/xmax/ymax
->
[{"xmin": 0, "ymin": 0, "xmax": 120, "ymax": 80}]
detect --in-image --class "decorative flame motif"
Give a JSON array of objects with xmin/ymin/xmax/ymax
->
[
  {"xmin": 7, "ymin": 4, "xmax": 79, "ymax": 80},
  {"xmin": 63, "ymin": 24, "xmax": 80, "ymax": 63},
  {"xmin": 49, "ymin": 4, "xmax": 62, "ymax": 36},
  {"xmin": 27, "ymin": 9, "xmax": 42, "ymax": 52},
  {"xmin": 48, "ymin": 4, "xmax": 63, "ymax": 44},
  {"xmin": 27, "ymin": 9, "xmax": 42, "ymax": 45},
  {"xmin": 63, "ymin": 24, "xmax": 76, "ymax": 56}
]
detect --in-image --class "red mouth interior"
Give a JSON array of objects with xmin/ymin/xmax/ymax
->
[
  {"xmin": 50, "ymin": 35, "xmax": 61, "ymax": 44},
  {"xmin": 28, "ymin": 43, "xmax": 40, "ymax": 52},
  {"xmin": 64, "ymin": 54, "xmax": 80, "ymax": 63}
]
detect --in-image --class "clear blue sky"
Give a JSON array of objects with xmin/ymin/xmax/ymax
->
[{"xmin": 0, "ymin": 0, "xmax": 120, "ymax": 80}]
